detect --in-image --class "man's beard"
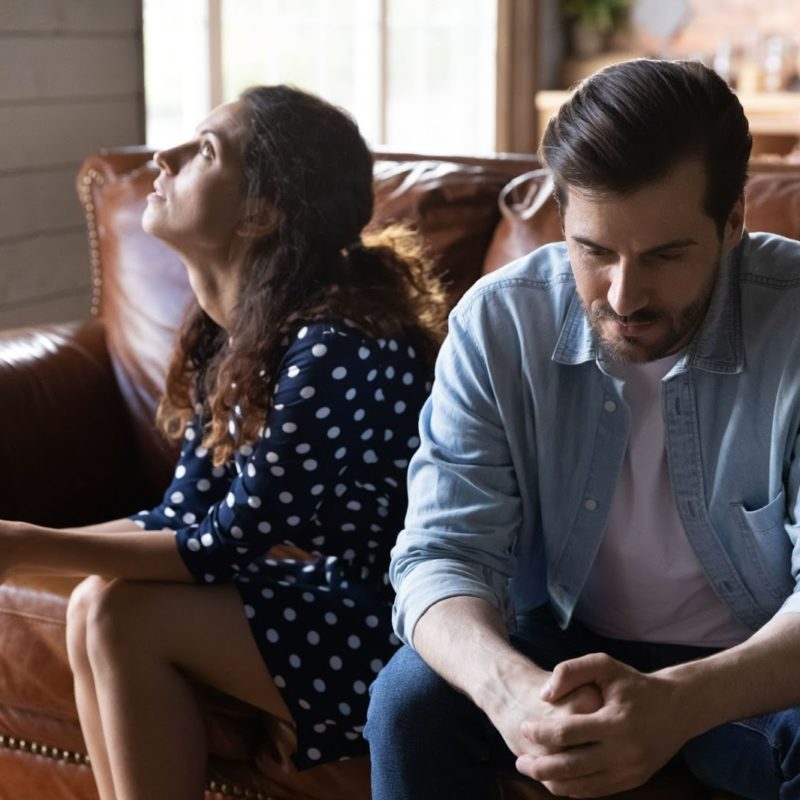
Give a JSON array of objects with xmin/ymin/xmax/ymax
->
[{"xmin": 585, "ymin": 275, "xmax": 717, "ymax": 364}]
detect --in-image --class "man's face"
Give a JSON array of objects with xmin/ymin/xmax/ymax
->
[{"xmin": 563, "ymin": 158, "xmax": 744, "ymax": 363}]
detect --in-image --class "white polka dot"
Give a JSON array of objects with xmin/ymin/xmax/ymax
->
[
  {"xmin": 384, "ymin": 430, "xmax": 394, "ymax": 442},
  {"xmin": 298, "ymin": 698, "xmax": 311, "ymax": 710},
  {"xmin": 289, "ymin": 654, "xmax": 302, "ymax": 668},
  {"xmin": 307, "ymin": 630, "xmax": 320, "ymax": 645},
  {"xmin": 361, "ymin": 429, "xmax": 373, "ymax": 441},
  {"xmin": 287, "ymin": 515, "xmax": 300, "ymax": 526},
  {"xmin": 170, "ymin": 491, "xmax": 184, "ymax": 504},
  {"xmin": 282, "ymin": 422, "xmax": 297, "ymax": 433},
  {"xmin": 226, "ymin": 491, "xmax": 236, "ymax": 507},
  {"xmin": 324, "ymin": 612, "xmax": 338, "ymax": 625},
  {"xmin": 287, "ymin": 365, "xmax": 300, "ymax": 378},
  {"xmin": 332, "ymin": 366, "xmax": 347, "ymax": 380},
  {"xmin": 313, "ymin": 678, "xmax": 326, "ymax": 692},
  {"xmin": 311, "ymin": 484, "xmax": 324, "ymax": 496},
  {"xmin": 313, "ymin": 722, "xmax": 326, "ymax": 733},
  {"xmin": 230, "ymin": 526, "xmax": 244, "ymax": 539},
  {"xmin": 240, "ymin": 444, "xmax": 254, "ymax": 456},
  {"xmin": 303, "ymin": 459, "xmax": 318, "ymax": 471},
  {"xmin": 347, "ymin": 635, "xmax": 361, "ymax": 649},
  {"xmin": 375, "ymin": 388, "xmax": 385, "ymax": 401},
  {"xmin": 342, "ymin": 597, "xmax": 356, "ymax": 608},
  {"xmin": 296, "ymin": 442, "xmax": 311, "ymax": 454},
  {"xmin": 335, "ymin": 447, "xmax": 347, "ymax": 459},
  {"xmin": 297, "ymin": 325, "xmax": 308, "ymax": 339},
  {"xmin": 307, "ymin": 748, "xmax": 322, "ymax": 761},
  {"xmin": 346, "ymin": 500, "xmax": 362, "ymax": 511},
  {"xmin": 353, "ymin": 680, "xmax": 367, "ymax": 694},
  {"xmin": 335, "ymin": 484, "xmax": 347, "ymax": 497},
  {"xmin": 393, "ymin": 459, "xmax": 409, "ymax": 468},
  {"xmin": 258, "ymin": 521, "xmax": 271, "ymax": 534},
  {"xmin": 261, "ymin": 587, "xmax": 274, "ymax": 599},
  {"xmin": 354, "ymin": 409, "xmax": 366, "ymax": 421},
  {"xmin": 370, "ymin": 658, "xmax": 384, "ymax": 673},
  {"xmin": 311, "ymin": 343, "xmax": 328, "ymax": 357},
  {"xmin": 388, "ymin": 339, "xmax": 398, "ymax": 351},
  {"xmin": 346, "ymin": 731, "xmax": 360, "ymax": 741},
  {"xmin": 182, "ymin": 512, "xmax": 196, "ymax": 524},
  {"xmin": 279, "ymin": 491, "xmax": 293, "ymax": 503},
  {"xmin": 164, "ymin": 507, "xmax": 176, "ymax": 518},
  {"xmin": 408, "ymin": 436, "xmax": 421, "ymax": 449},
  {"xmin": 274, "ymin": 675, "xmax": 286, "ymax": 688},
  {"xmin": 195, "ymin": 446, "xmax": 208, "ymax": 458},
  {"xmin": 363, "ymin": 450, "xmax": 378, "ymax": 464},
  {"xmin": 247, "ymin": 463, "xmax": 256, "ymax": 478},
  {"xmin": 271, "ymin": 465, "xmax": 285, "ymax": 477},
  {"xmin": 134, "ymin": 518, "xmax": 146, "ymax": 529},
  {"xmin": 175, "ymin": 465, "xmax": 186, "ymax": 478},
  {"xmin": 366, "ymin": 615, "xmax": 379, "ymax": 628},
  {"xmin": 284, "ymin": 608, "xmax": 297, "ymax": 621},
  {"xmin": 247, "ymin": 495, "xmax": 262, "ymax": 509},
  {"xmin": 408, "ymin": 345, "xmax": 416, "ymax": 358},
  {"xmin": 197, "ymin": 478, "xmax": 211, "ymax": 491},
  {"xmin": 402, "ymin": 372, "xmax": 414, "ymax": 385},
  {"xmin": 244, "ymin": 605, "xmax": 255, "ymax": 619},
  {"xmin": 263, "ymin": 427, "xmax": 271, "ymax": 439},
  {"xmin": 339, "ymin": 702, "xmax": 352, "ymax": 716},
  {"xmin": 341, "ymin": 523, "xmax": 355, "ymax": 532},
  {"xmin": 203, "ymin": 573, "xmax": 215, "ymax": 583},
  {"xmin": 186, "ymin": 538, "xmax": 201, "ymax": 552},
  {"xmin": 185, "ymin": 427, "xmax": 196, "ymax": 441},
  {"xmin": 385, "ymin": 366, "xmax": 395, "ymax": 379},
  {"xmin": 394, "ymin": 401, "xmax": 406, "ymax": 414},
  {"xmin": 358, "ymin": 346, "xmax": 370, "ymax": 359},
  {"xmin": 330, "ymin": 655, "xmax": 343, "ymax": 670},
  {"xmin": 367, "ymin": 369, "xmax": 377, "ymax": 381},
  {"xmin": 266, "ymin": 451, "xmax": 279, "ymax": 463},
  {"xmin": 201, "ymin": 532, "xmax": 214, "ymax": 547},
  {"xmin": 300, "ymin": 386, "xmax": 315, "ymax": 399},
  {"xmin": 315, "ymin": 406, "xmax": 331, "ymax": 419},
  {"xmin": 327, "ymin": 426, "xmax": 341, "ymax": 438},
  {"xmin": 228, "ymin": 420, "xmax": 237, "ymax": 435},
  {"xmin": 345, "ymin": 388, "xmax": 357, "ymax": 400},
  {"xmin": 389, "ymin": 632, "xmax": 401, "ymax": 646}
]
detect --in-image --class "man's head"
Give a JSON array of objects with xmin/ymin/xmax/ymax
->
[{"xmin": 540, "ymin": 59, "xmax": 751, "ymax": 362}]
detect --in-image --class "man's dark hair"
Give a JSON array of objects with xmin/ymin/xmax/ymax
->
[{"xmin": 539, "ymin": 59, "xmax": 752, "ymax": 236}]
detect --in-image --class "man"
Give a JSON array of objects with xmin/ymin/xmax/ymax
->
[{"xmin": 365, "ymin": 59, "xmax": 800, "ymax": 799}]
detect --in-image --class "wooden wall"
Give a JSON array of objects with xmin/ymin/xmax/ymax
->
[{"xmin": 0, "ymin": 0, "xmax": 144, "ymax": 330}]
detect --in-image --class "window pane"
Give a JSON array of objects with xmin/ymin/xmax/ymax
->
[
  {"xmin": 386, "ymin": 0, "xmax": 496, "ymax": 152},
  {"xmin": 222, "ymin": 0, "xmax": 382, "ymax": 144}
]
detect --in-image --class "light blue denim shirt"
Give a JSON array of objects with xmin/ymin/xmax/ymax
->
[{"xmin": 391, "ymin": 231, "xmax": 800, "ymax": 646}]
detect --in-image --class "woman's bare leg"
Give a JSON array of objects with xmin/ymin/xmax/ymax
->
[
  {"xmin": 66, "ymin": 576, "xmax": 118, "ymax": 800},
  {"xmin": 83, "ymin": 578, "xmax": 291, "ymax": 800}
]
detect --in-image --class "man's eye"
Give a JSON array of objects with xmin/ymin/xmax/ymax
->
[{"xmin": 655, "ymin": 251, "xmax": 682, "ymax": 262}]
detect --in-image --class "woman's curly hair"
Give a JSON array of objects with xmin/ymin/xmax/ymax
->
[{"xmin": 156, "ymin": 85, "xmax": 448, "ymax": 466}]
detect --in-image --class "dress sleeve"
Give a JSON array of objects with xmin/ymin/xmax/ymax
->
[
  {"xmin": 173, "ymin": 324, "xmax": 372, "ymax": 584},
  {"xmin": 130, "ymin": 415, "xmax": 233, "ymax": 531}
]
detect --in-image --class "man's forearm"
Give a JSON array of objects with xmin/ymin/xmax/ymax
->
[
  {"xmin": 412, "ymin": 595, "xmax": 550, "ymax": 715},
  {"xmin": 662, "ymin": 612, "xmax": 800, "ymax": 740}
]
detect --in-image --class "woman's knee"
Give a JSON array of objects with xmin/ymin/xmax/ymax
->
[{"xmin": 65, "ymin": 576, "xmax": 113, "ymax": 668}]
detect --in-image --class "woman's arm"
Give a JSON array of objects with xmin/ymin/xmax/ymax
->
[{"xmin": 2, "ymin": 519, "xmax": 192, "ymax": 583}]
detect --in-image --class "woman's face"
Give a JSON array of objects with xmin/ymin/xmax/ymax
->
[{"xmin": 142, "ymin": 100, "xmax": 247, "ymax": 262}]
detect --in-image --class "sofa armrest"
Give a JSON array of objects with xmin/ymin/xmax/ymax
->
[{"xmin": 0, "ymin": 318, "xmax": 152, "ymax": 527}]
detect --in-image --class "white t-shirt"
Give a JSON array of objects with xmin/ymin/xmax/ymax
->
[{"xmin": 574, "ymin": 353, "xmax": 752, "ymax": 647}]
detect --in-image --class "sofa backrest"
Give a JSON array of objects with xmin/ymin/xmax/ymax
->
[{"xmin": 76, "ymin": 148, "xmax": 539, "ymax": 486}]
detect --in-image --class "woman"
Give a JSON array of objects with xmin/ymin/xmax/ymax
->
[{"xmin": 1, "ymin": 85, "xmax": 447, "ymax": 799}]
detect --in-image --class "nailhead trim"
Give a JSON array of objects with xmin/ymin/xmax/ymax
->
[
  {"xmin": 0, "ymin": 735, "xmax": 274, "ymax": 798},
  {"xmin": 79, "ymin": 168, "xmax": 104, "ymax": 316}
]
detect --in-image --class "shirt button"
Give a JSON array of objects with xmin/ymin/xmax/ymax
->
[
  {"xmin": 584, "ymin": 498, "xmax": 598, "ymax": 511},
  {"xmin": 604, "ymin": 400, "xmax": 617, "ymax": 412}
]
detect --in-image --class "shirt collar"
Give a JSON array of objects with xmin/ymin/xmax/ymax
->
[{"xmin": 551, "ymin": 233, "xmax": 746, "ymax": 374}]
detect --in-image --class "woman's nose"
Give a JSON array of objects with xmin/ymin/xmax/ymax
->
[{"xmin": 154, "ymin": 144, "xmax": 183, "ymax": 175}]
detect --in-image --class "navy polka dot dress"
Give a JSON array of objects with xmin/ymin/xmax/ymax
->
[{"xmin": 131, "ymin": 320, "xmax": 431, "ymax": 767}]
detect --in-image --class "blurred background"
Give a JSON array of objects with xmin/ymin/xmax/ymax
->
[{"xmin": 3, "ymin": 0, "xmax": 800, "ymax": 329}]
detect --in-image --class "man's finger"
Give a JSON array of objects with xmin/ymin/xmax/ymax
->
[
  {"xmin": 541, "ymin": 652, "xmax": 619, "ymax": 702},
  {"xmin": 522, "ymin": 711, "xmax": 606, "ymax": 749}
]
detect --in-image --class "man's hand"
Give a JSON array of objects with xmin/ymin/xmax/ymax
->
[
  {"xmin": 483, "ymin": 661, "xmax": 604, "ymax": 760},
  {"xmin": 516, "ymin": 653, "xmax": 688, "ymax": 798}
]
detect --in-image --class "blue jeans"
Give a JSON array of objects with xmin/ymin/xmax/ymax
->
[{"xmin": 365, "ymin": 605, "xmax": 800, "ymax": 800}]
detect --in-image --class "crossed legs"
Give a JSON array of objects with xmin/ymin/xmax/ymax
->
[{"xmin": 65, "ymin": 576, "xmax": 291, "ymax": 800}]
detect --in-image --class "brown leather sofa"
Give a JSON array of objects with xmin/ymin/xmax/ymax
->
[{"xmin": 3, "ymin": 146, "xmax": 799, "ymax": 799}]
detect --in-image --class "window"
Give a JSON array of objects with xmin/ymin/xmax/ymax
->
[{"xmin": 143, "ymin": 0, "xmax": 497, "ymax": 152}]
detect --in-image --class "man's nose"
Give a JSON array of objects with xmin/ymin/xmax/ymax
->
[{"xmin": 607, "ymin": 260, "xmax": 649, "ymax": 318}]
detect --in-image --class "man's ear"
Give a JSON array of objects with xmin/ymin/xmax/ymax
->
[
  {"xmin": 722, "ymin": 193, "xmax": 745, "ymax": 252},
  {"xmin": 236, "ymin": 199, "xmax": 282, "ymax": 238}
]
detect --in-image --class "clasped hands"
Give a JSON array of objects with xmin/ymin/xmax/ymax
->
[{"xmin": 501, "ymin": 653, "xmax": 687, "ymax": 798}]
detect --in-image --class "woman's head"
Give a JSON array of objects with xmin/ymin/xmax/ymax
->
[{"xmin": 156, "ymin": 85, "xmax": 447, "ymax": 464}]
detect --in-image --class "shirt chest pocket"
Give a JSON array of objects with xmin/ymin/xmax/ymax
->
[{"xmin": 732, "ymin": 489, "xmax": 793, "ymax": 603}]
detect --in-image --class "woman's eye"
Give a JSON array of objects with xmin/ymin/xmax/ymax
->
[{"xmin": 200, "ymin": 141, "xmax": 214, "ymax": 160}]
